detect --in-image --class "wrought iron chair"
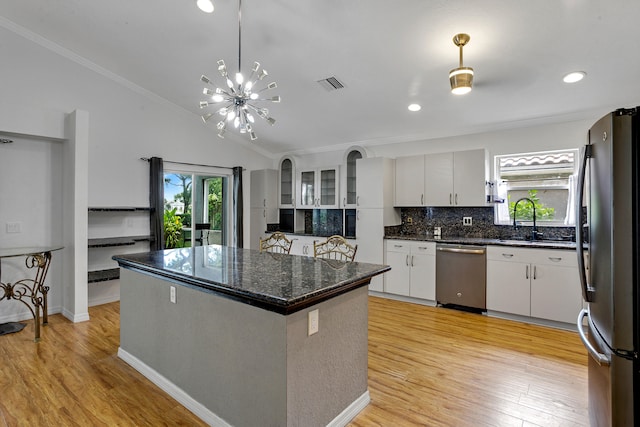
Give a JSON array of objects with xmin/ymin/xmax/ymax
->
[
  {"xmin": 259, "ymin": 232, "xmax": 293, "ymax": 254},
  {"xmin": 313, "ymin": 235, "xmax": 357, "ymax": 262}
]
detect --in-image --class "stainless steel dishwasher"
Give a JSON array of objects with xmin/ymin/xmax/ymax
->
[{"xmin": 435, "ymin": 244, "xmax": 487, "ymax": 312}]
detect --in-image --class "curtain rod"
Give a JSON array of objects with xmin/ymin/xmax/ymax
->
[{"xmin": 140, "ymin": 157, "xmax": 243, "ymax": 171}]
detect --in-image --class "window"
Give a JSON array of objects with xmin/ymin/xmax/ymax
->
[{"xmin": 494, "ymin": 149, "xmax": 578, "ymax": 226}]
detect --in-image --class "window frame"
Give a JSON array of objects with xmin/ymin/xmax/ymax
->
[{"xmin": 494, "ymin": 149, "xmax": 579, "ymax": 227}]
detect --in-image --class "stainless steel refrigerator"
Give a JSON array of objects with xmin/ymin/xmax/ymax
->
[{"xmin": 576, "ymin": 107, "xmax": 639, "ymax": 426}]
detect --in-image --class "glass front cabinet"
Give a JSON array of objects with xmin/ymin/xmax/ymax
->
[
  {"xmin": 342, "ymin": 148, "xmax": 365, "ymax": 208},
  {"xmin": 278, "ymin": 157, "xmax": 296, "ymax": 208},
  {"xmin": 297, "ymin": 166, "xmax": 340, "ymax": 208}
]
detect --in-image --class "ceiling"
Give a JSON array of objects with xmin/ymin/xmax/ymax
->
[{"xmin": 2, "ymin": 0, "xmax": 640, "ymax": 157}]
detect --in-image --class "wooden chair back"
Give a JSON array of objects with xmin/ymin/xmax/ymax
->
[
  {"xmin": 259, "ymin": 232, "xmax": 293, "ymax": 254},
  {"xmin": 313, "ymin": 235, "xmax": 357, "ymax": 262}
]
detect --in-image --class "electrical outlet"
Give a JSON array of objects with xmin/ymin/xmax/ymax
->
[
  {"xmin": 406, "ymin": 217, "xmax": 413, "ymax": 224},
  {"xmin": 6, "ymin": 222, "xmax": 21, "ymax": 233},
  {"xmin": 170, "ymin": 286, "xmax": 176, "ymax": 304},
  {"xmin": 463, "ymin": 217, "xmax": 473, "ymax": 226},
  {"xmin": 308, "ymin": 309, "xmax": 319, "ymax": 336}
]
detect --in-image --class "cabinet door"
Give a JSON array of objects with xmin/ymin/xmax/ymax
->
[
  {"xmin": 394, "ymin": 155, "xmax": 425, "ymax": 206},
  {"xmin": 318, "ymin": 167, "xmax": 339, "ymax": 208},
  {"xmin": 486, "ymin": 259, "xmax": 531, "ymax": 316},
  {"xmin": 356, "ymin": 209, "xmax": 384, "ymax": 292},
  {"xmin": 279, "ymin": 158, "xmax": 295, "ymax": 208},
  {"xmin": 453, "ymin": 149, "xmax": 487, "ymax": 206},
  {"xmin": 356, "ymin": 158, "xmax": 382, "ymax": 208},
  {"xmin": 250, "ymin": 169, "xmax": 278, "ymax": 209},
  {"xmin": 249, "ymin": 208, "xmax": 267, "ymax": 250},
  {"xmin": 384, "ymin": 250, "xmax": 411, "ymax": 296},
  {"xmin": 530, "ymin": 264, "xmax": 583, "ymax": 323},
  {"xmin": 423, "ymin": 152, "xmax": 454, "ymax": 206},
  {"xmin": 409, "ymin": 250, "xmax": 436, "ymax": 300},
  {"xmin": 298, "ymin": 170, "xmax": 316, "ymax": 207}
]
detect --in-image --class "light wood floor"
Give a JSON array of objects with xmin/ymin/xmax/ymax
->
[{"xmin": 0, "ymin": 297, "xmax": 587, "ymax": 426}]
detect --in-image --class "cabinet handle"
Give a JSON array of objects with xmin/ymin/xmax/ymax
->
[
  {"xmin": 449, "ymin": 193, "xmax": 452, "ymax": 205},
  {"xmin": 526, "ymin": 265, "xmax": 529, "ymax": 279},
  {"xmin": 357, "ymin": 210, "xmax": 360, "ymax": 221},
  {"xmin": 343, "ymin": 197, "xmax": 346, "ymax": 207},
  {"xmin": 263, "ymin": 199, "xmax": 266, "ymax": 207},
  {"xmin": 502, "ymin": 253, "xmax": 514, "ymax": 258},
  {"xmin": 418, "ymin": 246, "xmax": 428, "ymax": 250},
  {"xmin": 263, "ymin": 210, "xmax": 266, "ymax": 218},
  {"xmin": 406, "ymin": 255, "xmax": 409, "ymax": 266},
  {"xmin": 394, "ymin": 244, "xmax": 404, "ymax": 248},
  {"xmin": 356, "ymin": 196, "xmax": 360, "ymax": 206},
  {"xmin": 455, "ymin": 193, "xmax": 458, "ymax": 205},
  {"xmin": 533, "ymin": 265, "xmax": 537, "ymax": 280},
  {"xmin": 548, "ymin": 257, "xmax": 562, "ymax": 262},
  {"xmin": 421, "ymin": 194, "xmax": 424, "ymax": 205},
  {"xmin": 411, "ymin": 255, "xmax": 414, "ymax": 267}
]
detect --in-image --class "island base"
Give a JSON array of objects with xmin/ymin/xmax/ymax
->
[{"xmin": 118, "ymin": 268, "xmax": 370, "ymax": 427}]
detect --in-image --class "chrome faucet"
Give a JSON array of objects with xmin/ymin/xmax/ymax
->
[{"xmin": 513, "ymin": 197, "xmax": 541, "ymax": 240}]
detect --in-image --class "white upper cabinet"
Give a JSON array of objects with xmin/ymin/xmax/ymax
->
[
  {"xmin": 451, "ymin": 149, "xmax": 488, "ymax": 206},
  {"xmin": 250, "ymin": 169, "xmax": 278, "ymax": 212},
  {"xmin": 394, "ymin": 155, "xmax": 425, "ymax": 206},
  {"xmin": 297, "ymin": 166, "xmax": 340, "ymax": 208},
  {"xmin": 341, "ymin": 148, "xmax": 365, "ymax": 208},
  {"xmin": 423, "ymin": 152, "xmax": 454, "ymax": 206},
  {"xmin": 278, "ymin": 157, "xmax": 296, "ymax": 208},
  {"xmin": 395, "ymin": 149, "xmax": 488, "ymax": 207}
]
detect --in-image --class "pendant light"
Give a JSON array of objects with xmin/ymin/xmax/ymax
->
[{"xmin": 449, "ymin": 33, "xmax": 474, "ymax": 95}]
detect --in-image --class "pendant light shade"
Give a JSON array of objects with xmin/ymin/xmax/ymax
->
[{"xmin": 449, "ymin": 33, "xmax": 474, "ymax": 95}]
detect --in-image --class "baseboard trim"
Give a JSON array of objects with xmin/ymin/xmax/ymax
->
[
  {"xmin": 62, "ymin": 308, "xmax": 90, "ymax": 323},
  {"xmin": 117, "ymin": 347, "xmax": 231, "ymax": 427},
  {"xmin": 88, "ymin": 294, "xmax": 120, "ymax": 307},
  {"xmin": 327, "ymin": 390, "xmax": 370, "ymax": 427},
  {"xmin": 0, "ymin": 305, "xmax": 62, "ymax": 323}
]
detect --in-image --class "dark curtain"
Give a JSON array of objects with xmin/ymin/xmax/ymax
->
[
  {"xmin": 233, "ymin": 166, "xmax": 243, "ymax": 248},
  {"xmin": 149, "ymin": 157, "xmax": 165, "ymax": 251}
]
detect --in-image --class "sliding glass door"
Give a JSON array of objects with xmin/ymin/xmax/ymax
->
[{"xmin": 163, "ymin": 172, "xmax": 228, "ymax": 249}]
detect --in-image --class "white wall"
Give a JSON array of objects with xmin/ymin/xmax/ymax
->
[
  {"xmin": 0, "ymin": 22, "xmax": 273, "ymax": 319},
  {"xmin": 0, "ymin": 136, "xmax": 64, "ymax": 322}
]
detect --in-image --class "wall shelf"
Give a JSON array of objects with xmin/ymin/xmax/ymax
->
[
  {"xmin": 88, "ymin": 235, "xmax": 153, "ymax": 248},
  {"xmin": 87, "ymin": 207, "xmax": 151, "ymax": 286},
  {"xmin": 88, "ymin": 268, "xmax": 120, "ymax": 283}
]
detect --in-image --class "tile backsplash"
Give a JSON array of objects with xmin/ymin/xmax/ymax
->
[{"xmin": 385, "ymin": 207, "xmax": 576, "ymax": 241}]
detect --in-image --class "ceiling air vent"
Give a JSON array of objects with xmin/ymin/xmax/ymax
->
[{"xmin": 317, "ymin": 76, "xmax": 345, "ymax": 91}]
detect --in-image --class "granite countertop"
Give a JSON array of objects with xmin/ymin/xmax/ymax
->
[
  {"xmin": 113, "ymin": 245, "xmax": 389, "ymax": 315},
  {"xmin": 384, "ymin": 234, "xmax": 577, "ymax": 250}
]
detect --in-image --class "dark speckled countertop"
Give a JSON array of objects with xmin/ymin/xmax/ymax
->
[
  {"xmin": 113, "ymin": 245, "xmax": 389, "ymax": 315},
  {"xmin": 385, "ymin": 234, "xmax": 577, "ymax": 250}
]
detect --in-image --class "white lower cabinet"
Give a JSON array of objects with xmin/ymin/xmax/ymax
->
[
  {"xmin": 384, "ymin": 240, "xmax": 436, "ymax": 300},
  {"xmin": 287, "ymin": 235, "xmax": 316, "ymax": 257},
  {"xmin": 486, "ymin": 246, "xmax": 583, "ymax": 324}
]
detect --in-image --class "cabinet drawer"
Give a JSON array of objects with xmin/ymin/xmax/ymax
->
[
  {"xmin": 409, "ymin": 241, "xmax": 436, "ymax": 256},
  {"xmin": 487, "ymin": 246, "xmax": 577, "ymax": 267},
  {"xmin": 486, "ymin": 246, "xmax": 532, "ymax": 262},
  {"xmin": 386, "ymin": 240, "xmax": 411, "ymax": 254}
]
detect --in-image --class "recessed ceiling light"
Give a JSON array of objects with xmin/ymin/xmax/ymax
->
[
  {"xmin": 197, "ymin": 0, "xmax": 214, "ymax": 13},
  {"xmin": 408, "ymin": 104, "xmax": 421, "ymax": 112},
  {"xmin": 563, "ymin": 71, "xmax": 586, "ymax": 83}
]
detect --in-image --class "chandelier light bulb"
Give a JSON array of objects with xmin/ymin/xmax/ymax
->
[
  {"xmin": 235, "ymin": 72, "xmax": 244, "ymax": 85},
  {"xmin": 212, "ymin": 94, "xmax": 224, "ymax": 103}
]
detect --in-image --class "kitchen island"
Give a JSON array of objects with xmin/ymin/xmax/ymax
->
[{"xmin": 113, "ymin": 245, "xmax": 389, "ymax": 427}]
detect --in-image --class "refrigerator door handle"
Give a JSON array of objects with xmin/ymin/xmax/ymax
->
[
  {"xmin": 577, "ymin": 309, "xmax": 610, "ymax": 366},
  {"xmin": 575, "ymin": 144, "xmax": 595, "ymax": 302}
]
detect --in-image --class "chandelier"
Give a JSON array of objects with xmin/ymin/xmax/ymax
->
[{"xmin": 199, "ymin": 0, "xmax": 280, "ymax": 141}]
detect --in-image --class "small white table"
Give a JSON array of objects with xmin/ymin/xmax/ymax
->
[{"xmin": 0, "ymin": 246, "xmax": 63, "ymax": 342}]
